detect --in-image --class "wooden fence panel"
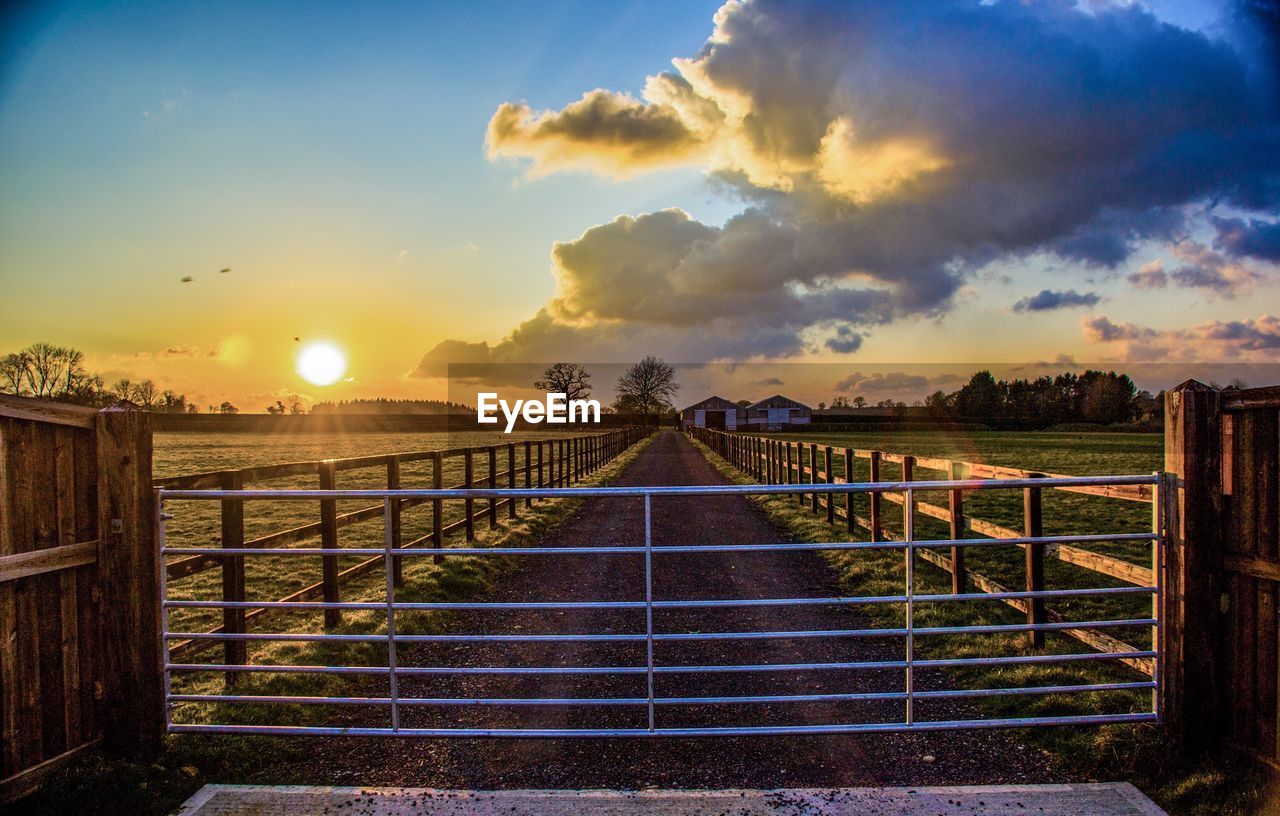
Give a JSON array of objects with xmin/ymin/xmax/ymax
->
[
  {"xmin": 1, "ymin": 395, "xmax": 162, "ymax": 802},
  {"xmin": 1218, "ymin": 386, "xmax": 1280, "ymax": 765}
]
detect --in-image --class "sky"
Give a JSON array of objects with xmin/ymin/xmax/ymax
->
[{"xmin": 1, "ymin": 0, "xmax": 1278, "ymax": 410}]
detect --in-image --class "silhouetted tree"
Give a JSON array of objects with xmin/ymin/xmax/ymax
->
[
  {"xmin": 534, "ymin": 363, "xmax": 592, "ymax": 401},
  {"xmin": 615, "ymin": 356, "xmax": 679, "ymax": 425}
]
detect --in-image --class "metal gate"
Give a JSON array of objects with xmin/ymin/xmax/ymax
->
[{"xmin": 157, "ymin": 474, "xmax": 1166, "ymax": 738}]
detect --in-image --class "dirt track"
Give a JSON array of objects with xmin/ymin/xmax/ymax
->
[{"xmin": 253, "ymin": 431, "xmax": 1056, "ymax": 788}]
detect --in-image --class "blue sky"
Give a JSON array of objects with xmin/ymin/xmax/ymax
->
[{"xmin": 1, "ymin": 0, "xmax": 1277, "ymax": 407}]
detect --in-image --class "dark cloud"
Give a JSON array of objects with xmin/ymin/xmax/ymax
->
[
  {"xmin": 755, "ymin": 377, "xmax": 785, "ymax": 386},
  {"xmin": 1167, "ymin": 241, "xmax": 1266, "ymax": 297},
  {"xmin": 834, "ymin": 371, "xmax": 962, "ymax": 395},
  {"xmin": 824, "ymin": 325, "xmax": 864, "ymax": 354},
  {"xmin": 436, "ymin": 0, "xmax": 1280, "ymax": 366},
  {"xmin": 1127, "ymin": 260, "xmax": 1169, "ymax": 289},
  {"xmin": 1082, "ymin": 313, "xmax": 1280, "ymax": 361},
  {"xmin": 1013, "ymin": 289, "xmax": 1101, "ymax": 312},
  {"xmin": 1213, "ymin": 216, "xmax": 1280, "ymax": 262}
]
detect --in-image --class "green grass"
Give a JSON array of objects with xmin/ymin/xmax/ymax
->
[
  {"xmin": 9, "ymin": 433, "xmax": 655, "ymax": 816},
  {"xmin": 159, "ymin": 429, "xmax": 604, "ymax": 638},
  {"xmin": 690, "ymin": 432, "xmax": 1269, "ymax": 816}
]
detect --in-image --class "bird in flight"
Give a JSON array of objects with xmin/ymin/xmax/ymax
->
[
  {"xmin": 181, "ymin": 276, "xmax": 194, "ymax": 283},
  {"xmin": 219, "ymin": 267, "xmax": 231, "ymax": 274}
]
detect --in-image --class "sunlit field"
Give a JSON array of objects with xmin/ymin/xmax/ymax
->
[
  {"xmin": 156, "ymin": 429, "xmax": 612, "ymax": 643},
  {"xmin": 765, "ymin": 429, "xmax": 1163, "ymax": 626}
]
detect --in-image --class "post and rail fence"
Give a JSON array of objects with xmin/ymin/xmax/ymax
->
[
  {"xmin": 155, "ymin": 427, "xmax": 650, "ymax": 668},
  {"xmin": 686, "ymin": 424, "xmax": 1161, "ymax": 675}
]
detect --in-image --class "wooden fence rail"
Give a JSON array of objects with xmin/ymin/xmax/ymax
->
[
  {"xmin": 157, "ymin": 428, "xmax": 648, "ymax": 664},
  {"xmin": 688, "ymin": 425, "xmax": 1156, "ymax": 675}
]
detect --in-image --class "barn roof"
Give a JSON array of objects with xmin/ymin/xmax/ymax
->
[
  {"xmin": 748, "ymin": 394, "xmax": 810, "ymax": 411},
  {"xmin": 680, "ymin": 395, "xmax": 739, "ymax": 413}
]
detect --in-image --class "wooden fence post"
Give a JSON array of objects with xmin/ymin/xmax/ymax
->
[
  {"xmin": 95, "ymin": 403, "xmax": 163, "ymax": 757},
  {"xmin": 508, "ymin": 444, "xmax": 517, "ymax": 519},
  {"xmin": 318, "ymin": 460, "xmax": 341, "ymax": 629},
  {"xmin": 825, "ymin": 447, "xmax": 835, "ymax": 524},
  {"xmin": 523, "ymin": 441, "xmax": 532, "ymax": 508},
  {"xmin": 869, "ymin": 451, "xmax": 882, "ymax": 542},
  {"xmin": 810, "ymin": 443, "xmax": 820, "ymax": 513},
  {"xmin": 464, "ymin": 450, "xmax": 475, "ymax": 541},
  {"xmin": 786, "ymin": 443, "xmax": 794, "ymax": 494},
  {"xmin": 1024, "ymin": 474, "xmax": 1045, "ymax": 648},
  {"xmin": 1163, "ymin": 380, "xmax": 1225, "ymax": 751},
  {"xmin": 219, "ymin": 470, "xmax": 246, "ymax": 684},
  {"xmin": 949, "ymin": 461, "xmax": 966, "ymax": 594},
  {"xmin": 487, "ymin": 446, "xmax": 497, "ymax": 529},
  {"xmin": 387, "ymin": 456, "xmax": 403, "ymax": 587},
  {"xmin": 537, "ymin": 441, "xmax": 545, "ymax": 499},
  {"xmin": 431, "ymin": 452, "xmax": 444, "ymax": 565},
  {"xmin": 845, "ymin": 448, "xmax": 856, "ymax": 535},
  {"xmin": 797, "ymin": 443, "xmax": 807, "ymax": 506}
]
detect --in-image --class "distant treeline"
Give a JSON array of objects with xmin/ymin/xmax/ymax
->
[
  {"xmin": 923, "ymin": 370, "xmax": 1160, "ymax": 427},
  {"xmin": 310, "ymin": 398, "xmax": 475, "ymax": 415},
  {"xmin": 0, "ymin": 342, "xmax": 229, "ymax": 412}
]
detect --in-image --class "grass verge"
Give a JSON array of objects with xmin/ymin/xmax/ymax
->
[
  {"xmin": 6, "ymin": 433, "xmax": 656, "ymax": 816},
  {"xmin": 688, "ymin": 434, "xmax": 1272, "ymax": 816}
]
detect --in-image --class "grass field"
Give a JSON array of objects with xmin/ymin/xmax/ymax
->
[
  {"xmin": 692, "ymin": 430, "xmax": 1267, "ymax": 816},
  {"xmin": 156, "ymin": 429, "xmax": 607, "ymax": 638},
  {"xmin": 764, "ymin": 429, "xmax": 1162, "ymax": 648}
]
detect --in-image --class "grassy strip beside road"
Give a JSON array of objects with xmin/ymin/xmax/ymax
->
[{"xmin": 688, "ymin": 433, "xmax": 1270, "ymax": 816}]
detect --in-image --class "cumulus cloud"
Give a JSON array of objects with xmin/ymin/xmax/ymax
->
[
  {"xmin": 1127, "ymin": 260, "xmax": 1169, "ymax": 289},
  {"xmin": 1013, "ymin": 289, "xmax": 1101, "ymax": 312},
  {"xmin": 1167, "ymin": 241, "xmax": 1267, "ymax": 297},
  {"xmin": 430, "ymin": 0, "xmax": 1280, "ymax": 371},
  {"xmin": 486, "ymin": 91, "xmax": 707, "ymax": 179},
  {"xmin": 1213, "ymin": 216, "xmax": 1280, "ymax": 262},
  {"xmin": 1081, "ymin": 313, "xmax": 1280, "ymax": 361}
]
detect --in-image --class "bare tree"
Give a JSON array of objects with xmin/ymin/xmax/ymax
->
[
  {"xmin": 614, "ymin": 356, "xmax": 678, "ymax": 425},
  {"xmin": 133, "ymin": 379, "xmax": 160, "ymax": 410},
  {"xmin": 21, "ymin": 342, "xmax": 87, "ymax": 398},
  {"xmin": 534, "ymin": 363, "xmax": 591, "ymax": 401},
  {"xmin": 0, "ymin": 352, "xmax": 30, "ymax": 395},
  {"xmin": 112, "ymin": 378, "xmax": 135, "ymax": 403}
]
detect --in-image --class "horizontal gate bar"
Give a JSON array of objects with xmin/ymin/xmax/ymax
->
[
  {"xmin": 166, "ymin": 711, "xmax": 1157, "ymax": 739},
  {"xmin": 158, "ymin": 472, "xmax": 1158, "ymax": 502},
  {"xmin": 160, "ymin": 531, "xmax": 1155, "ymax": 559}
]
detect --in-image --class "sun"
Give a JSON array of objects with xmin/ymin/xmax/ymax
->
[{"xmin": 296, "ymin": 342, "xmax": 347, "ymax": 386}]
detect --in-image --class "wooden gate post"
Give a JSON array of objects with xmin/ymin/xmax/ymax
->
[
  {"xmin": 1163, "ymin": 380, "xmax": 1226, "ymax": 752},
  {"xmin": 95, "ymin": 402, "xmax": 163, "ymax": 757},
  {"xmin": 318, "ymin": 460, "xmax": 341, "ymax": 629}
]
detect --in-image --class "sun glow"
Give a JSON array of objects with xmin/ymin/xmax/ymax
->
[{"xmin": 296, "ymin": 342, "xmax": 347, "ymax": 386}]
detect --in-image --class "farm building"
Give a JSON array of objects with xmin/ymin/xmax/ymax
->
[
  {"xmin": 744, "ymin": 394, "xmax": 812, "ymax": 430},
  {"xmin": 680, "ymin": 395, "xmax": 743, "ymax": 430}
]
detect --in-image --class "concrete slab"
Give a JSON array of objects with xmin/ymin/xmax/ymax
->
[{"xmin": 176, "ymin": 783, "xmax": 1166, "ymax": 815}]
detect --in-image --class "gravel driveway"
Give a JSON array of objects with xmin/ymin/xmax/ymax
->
[{"xmin": 248, "ymin": 431, "xmax": 1056, "ymax": 789}]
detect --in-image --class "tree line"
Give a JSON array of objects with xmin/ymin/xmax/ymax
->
[
  {"xmin": 0, "ymin": 342, "xmax": 237, "ymax": 413},
  {"xmin": 921, "ymin": 370, "xmax": 1160, "ymax": 425}
]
